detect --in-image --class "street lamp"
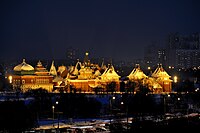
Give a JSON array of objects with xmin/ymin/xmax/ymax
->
[
  {"xmin": 163, "ymin": 94, "xmax": 170, "ymax": 115},
  {"xmin": 54, "ymin": 101, "xmax": 62, "ymax": 132},
  {"xmin": 109, "ymin": 96, "xmax": 115, "ymax": 111},
  {"xmin": 173, "ymin": 76, "xmax": 178, "ymax": 91},
  {"xmin": 52, "ymin": 105, "xmax": 55, "ymax": 127},
  {"xmin": 124, "ymin": 95, "xmax": 129, "ymax": 131},
  {"xmin": 109, "ymin": 96, "xmax": 115, "ymax": 124},
  {"xmin": 52, "ymin": 101, "xmax": 59, "ymax": 128},
  {"xmin": 56, "ymin": 111, "xmax": 63, "ymax": 131}
]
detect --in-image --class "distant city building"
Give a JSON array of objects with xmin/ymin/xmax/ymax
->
[
  {"xmin": 158, "ymin": 49, "xmax": 167, "ymax": 67},
  {"xmin": 144, "ymin": 43, "xmax": 167, "ymax": 68},
  {"xmin": 66, "ymin": 47, "xmax": 80, "ymax": 65},
  {"xmin": 167, "ymin": 32, "xmax": 200, "ymax": 69},
  {"xmin": 144, "ymin": 43, "xmax": 158, "ymax": 67}
]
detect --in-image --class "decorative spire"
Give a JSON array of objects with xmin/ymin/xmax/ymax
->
[
  {"xmin": 135, "ymin": 64, "xmax": 140, "ymax": 69},
  {"xmin": 37, "ymin": 60, "xmax": 42, "ymax": 67},
  {"xmin": 101, "ymin": 58, "xmax": 104, "ymax": 68},
  {"xmin": 84, "ymin": 51, "xmax": 89, "ymax": 67},
  {"xmin": 22, "ymin": 59, "xmax": 26, "ymax": 63}
]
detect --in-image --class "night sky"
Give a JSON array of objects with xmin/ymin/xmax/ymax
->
[{"xmin": 1, "ymin": 0, "xmax": 200, "ymax": 62}]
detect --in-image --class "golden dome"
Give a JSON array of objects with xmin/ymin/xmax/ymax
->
[{"xmin": 14, "ymin": 59, "xmax": 34, "ymax": 71}]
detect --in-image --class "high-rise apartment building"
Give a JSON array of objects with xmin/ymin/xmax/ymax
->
[
  {"xmin": 66, "ymin": 47, "xmax": 80, "ymax": 65},
  {"xmin": 167, "ymin": 32, "xmax": 200, "ymax": 69},
  {"xmin": 144, "ymin": 43, "xmax": 167, "ymax": 68}
]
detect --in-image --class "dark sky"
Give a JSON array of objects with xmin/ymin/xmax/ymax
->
[{"xmin": 1, "ymin": 0, "xmax": 200, "ymax": 62}]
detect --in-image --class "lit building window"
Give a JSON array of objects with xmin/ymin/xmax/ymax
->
[{"xmin": 22, "ymin": 80, "xmax": 25, "ymax": 84}]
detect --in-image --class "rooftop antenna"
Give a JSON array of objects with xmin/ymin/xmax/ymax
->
[
  {"xmin": 101, "ymin": 58, "xmax": 104, "ymax": 69},
  {"xmin": 110, "ymin": 58, "xmax": 113, "ymax": 65}
]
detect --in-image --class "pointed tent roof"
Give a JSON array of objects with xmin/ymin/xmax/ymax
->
[
  {"xmin": 127, "ymin": 64, "xmax": 147, "ymax": 80},
  {"xmin": 100, "ymin": 64, "xmax": 120, "ymax": 81},
  {"xmin": 71, "ymin": 60, "xmax": 82, "ymax": 76},
  {"xmin": 151, "ymin": 64, "xmax": 171, "ymax": 78},
  {"xmin": 49, "ymin": 61, "xmax": 57, "ymax": 76}
]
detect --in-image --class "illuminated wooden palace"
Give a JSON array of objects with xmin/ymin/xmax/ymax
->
[
  {"xmin": 10, "ymin": 53, "xmax": 172, "ymax": 93},
  {"xmin": 127, "ymin": 64, "xmax": 172, "ymax": 93},
  {"xmin": 50, "ymin": 52, "xmax": 121, "ymax": 92},
  {"xmin": 11, "ymin": 59, "xmax": 54, "ymax": 92}
]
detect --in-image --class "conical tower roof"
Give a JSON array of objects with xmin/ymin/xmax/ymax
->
[
  {"xmin": 127, "ymin": 64, "xmax": 147, "ymax": 80},
  {"xmin": 49, "ymin": 61, "xmax": 57, "ymax": 76},
  {"xmin": 71, "ymin": 60, "xmax": 82, "ymax": 76},
  {"xmin": 100, "ymin": 64, "xmax": 120, "ymax": 81},
  {"xmin": 151, "ymin": 64, "xmax": 170, "ymax": 78}
]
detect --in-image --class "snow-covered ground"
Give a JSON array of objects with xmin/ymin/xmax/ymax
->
[{"xmin": 35, "ymin": 117, "xmax": 113, "ymax": 132}]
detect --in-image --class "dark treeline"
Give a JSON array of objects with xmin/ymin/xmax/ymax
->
[
  {"xmin": 0, "ymin": 100, "xmax": 37, "ymax": 133},
  {"xmin": 1, "ymin": 88, "xmax": 200, "ymax": 132}
]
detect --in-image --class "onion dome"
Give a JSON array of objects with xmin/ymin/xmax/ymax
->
[
  {"xmin": 14, "ymin": 59, "xmax": 34, "ymax": 71},
  {"xmin": 13, "ymin": 59, "xmax": 35, "ymax": 75}
]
